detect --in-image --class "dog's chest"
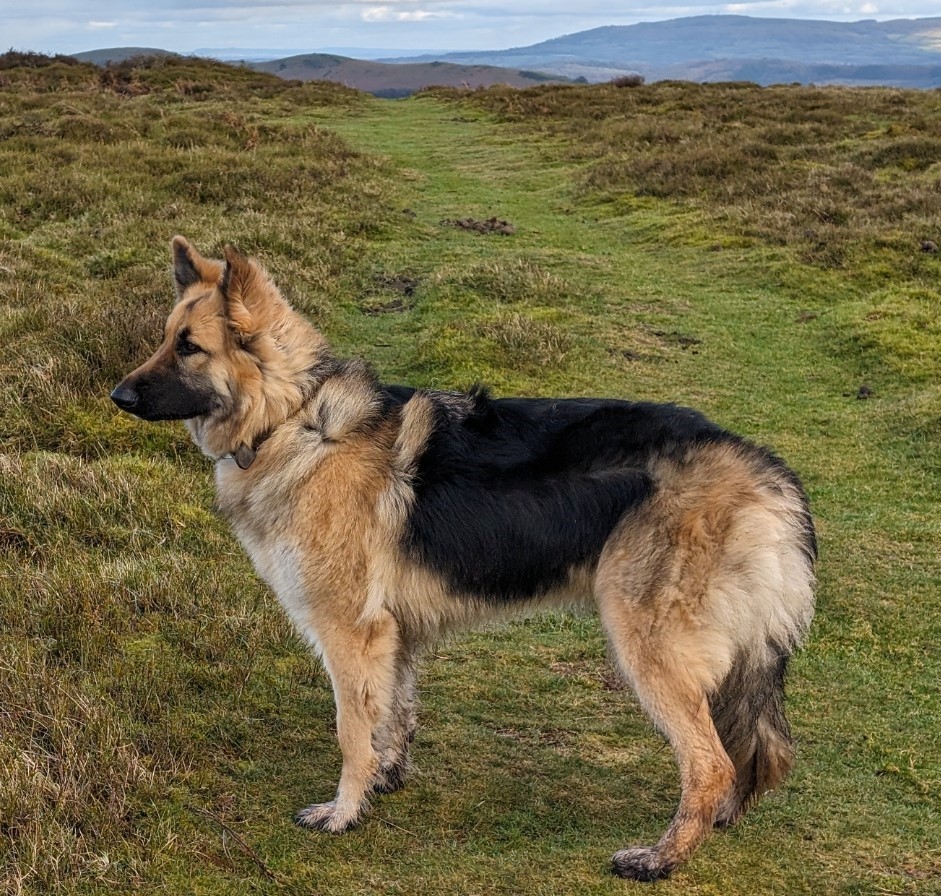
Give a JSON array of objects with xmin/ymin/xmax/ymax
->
[
  {"xmin": 242, "ymin": 528, "xmax": 315, "ymax": 637},
  {"xmin": 214, "ymin": 462, "xmax": 323, "ymax": 646}
]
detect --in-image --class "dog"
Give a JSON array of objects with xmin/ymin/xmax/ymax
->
[{"xmin": 111, "ymin": 237, "xmax": 816, "ymax": 881}]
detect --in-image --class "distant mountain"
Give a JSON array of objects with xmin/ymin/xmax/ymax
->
[
  {"xmin": 193, "ymin": 47, "xmax": 450, "ymax": 62},
  {"xmin": 71, "ymin": 16, "xmax": 941, "ymax": 92},
  {"xmin": 251, "ymin": 54, "xmax": 566, "ymax": 97},
  {"xmin": 393, "ymin": 15, "xmax": 941, "ymax": 87}
]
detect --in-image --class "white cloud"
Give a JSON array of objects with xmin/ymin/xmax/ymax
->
[
  {"xmin": 361, "ymin": 5, "xmax": 456, "ymax": 22},
  {"xmin": 87, "ymin": 21, "xmax": 117, "ymax": 29},
  {"xmin": 399, "ymin": 10, "xmax": 448, "ymax": 21},
  {"xmin": 362, "ymin": 5, "xmax": 394, "ymax": 21}
]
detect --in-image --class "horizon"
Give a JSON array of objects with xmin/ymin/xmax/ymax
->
[{"xmin": 5, "ymin": 5, "xmax": 941, "ymax": 59}]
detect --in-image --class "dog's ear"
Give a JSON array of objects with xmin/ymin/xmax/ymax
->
[
  {"xmin": 220, "ymin": 244, "xmax": 261, "ymax": 338},
  {"xmin": 171, "ymin": 236, "xmax": 223, "ymax": 301}
]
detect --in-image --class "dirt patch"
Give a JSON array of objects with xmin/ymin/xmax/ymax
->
[
  {"xmin": 441, "ymin": 216, "xmax": 516, "ymax": 235},
  {"xmin": 375, "ymin": 274, "xmax": 419, "ymax": 296},
  {"xmin": 650, "ymin": 328, "xmax": 703, "ymax": 349},
  {"xmin": 361, "ymin": 274, "xmax": 420, "ymax": 315}
]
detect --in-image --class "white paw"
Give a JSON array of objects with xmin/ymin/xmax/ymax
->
[
  {"xmin": 611, "ymin": 846, "xmax": 677, "ymax": 882},
  {"xmin": 294, "ymin": 799, "xmax": 360, "ymax": 833}
]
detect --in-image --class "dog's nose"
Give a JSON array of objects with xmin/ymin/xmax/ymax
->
[{"xmin": 110, "ymin": 384, "xmax": 139, "ymax": 410}]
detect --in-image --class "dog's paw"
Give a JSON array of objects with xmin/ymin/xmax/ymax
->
[
  {"xmin": 713, "ymin": 792, "xmax": 749, "ymax": 829},
  {"xmin": 294, "ymin": 800, "xmax": 360, "ymax": 833},
  {"xmin": 611, "ymin": 846, "xmax": 677, "ymax": 882},
  {"xmin": 371, "ymin": 757, "xmax": 410, "ymax": 795}
]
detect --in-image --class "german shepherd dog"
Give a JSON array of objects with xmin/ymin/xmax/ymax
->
[{"xmin": 112, "ymin": 237, "xmax": 816, "ymax": 881}]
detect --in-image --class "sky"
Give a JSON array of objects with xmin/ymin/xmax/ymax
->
[{"xmin": 4, "ymin": 1, "xmax": 940, "ymax": 57}]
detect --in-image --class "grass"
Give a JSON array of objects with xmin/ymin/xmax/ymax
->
[{"xmin": 1, "ymin": 54, "xmax": 940, "ymax": 894}]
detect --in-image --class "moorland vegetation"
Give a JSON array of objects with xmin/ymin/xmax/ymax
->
[{"xmin": 1, "ymin": 53, "xmax": 939, "ymax": 894}]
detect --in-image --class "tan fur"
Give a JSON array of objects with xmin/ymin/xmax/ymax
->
[{"xmin": 113, "ymin": 237, "xmax": 816, "ymax": 881}]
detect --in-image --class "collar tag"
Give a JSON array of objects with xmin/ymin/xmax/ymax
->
[{"xmin": 232, "ymin": 443, "xmax": 256, "ymax": 470}]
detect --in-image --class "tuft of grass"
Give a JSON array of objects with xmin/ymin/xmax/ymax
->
[
  {"xmin": 478, "ymin": 310, "xmax": 575, "ymax": 367},
  {"xmin": 432, "ymin": 257, "xmax": 580, "ymax": 307}
]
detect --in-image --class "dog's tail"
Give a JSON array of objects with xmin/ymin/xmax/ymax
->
[
  {"xmin": 709, "ymin": 457, "xmax": 817, "ymax": 826},
  {"xmin": 709, "ymin": 644, "xmax": 795, "ymax": 825},
  {"xmin": 710, "ymin": 487, "xmax": 816, "ymax": 826}
]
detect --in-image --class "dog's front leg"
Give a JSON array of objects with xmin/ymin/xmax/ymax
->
[
  {"xmin": 295, "ymin": 609, "xmax": 401, "ymax": 833},
  {"xmin": 371, "ymin": 639, "xmax": 421, "ymax": 795}
]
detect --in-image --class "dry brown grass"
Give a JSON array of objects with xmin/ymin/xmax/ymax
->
[{"xmin": 0, "ymin": 52, "xmax": 385, "ymax": 893}]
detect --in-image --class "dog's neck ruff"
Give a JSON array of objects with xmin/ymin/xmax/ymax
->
[{"xmin": 219, "ymin": 357, "xmax": 339, "ymax": 471}]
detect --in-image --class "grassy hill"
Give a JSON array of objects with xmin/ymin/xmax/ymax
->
[
  {"xmin": 1, "ymin": 52, "xmax": 940, "ymax": 895},
  {"xmin": 72, "ymin": 47, "xmax": 179, "ymax": 66},
  {"xmin": 70, "ymin": 47, "xmax": 566, "ymax": 98},
  {"xmin": 253, "ymin": 53, "xmax": 565, "ymax": 96}
]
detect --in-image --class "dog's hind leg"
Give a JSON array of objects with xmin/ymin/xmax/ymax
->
[
  {"xmin": 595, "ymin": 447, "xmax": 814, "ymax": 879},
  {"xmin": 371, "ymin": 638, "xmax": 421, "ymax": 795},
  {"xmin": 595, "ymin": 538, "xmax": 737, "ymax": 880},
  {"xmin": 601, "ymin": 613, "xmax": 736, "ymax": 881},
  {"xmin": 295, "ymin": 608, "xmax": 403, "ymax": 833}
]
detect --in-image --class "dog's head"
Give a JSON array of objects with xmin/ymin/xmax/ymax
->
[
  {"xmin": 112, "ymin": 237, "xmax": 328, "ymax": 460},
  {"xmin": 111, "ymin": 237, "xmax": 233, "ymax": 421}
]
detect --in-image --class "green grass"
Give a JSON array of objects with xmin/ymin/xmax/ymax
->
[{"xmin": 1, "ymin": 55, "xmax": 940, "ymax": 894}]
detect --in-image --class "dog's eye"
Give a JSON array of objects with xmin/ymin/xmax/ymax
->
[{"xmin": 176, "ymin": 335, "xmax": 203, "ymax": 357}]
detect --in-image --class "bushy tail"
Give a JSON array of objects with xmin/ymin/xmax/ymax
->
[
  {"xmin": 705, "ymin": 453, "xmax": 816, "ymax": 827},
  {"xmin": 709, "ymin": 643, "xmax": 797, "ymax": 827}
]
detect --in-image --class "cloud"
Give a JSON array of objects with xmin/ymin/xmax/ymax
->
[
  {"xmin": 361, "ymin": 5, "xmax": 458, "ymax": 23},
  {"xmin": 3, "ymin": 1, "xmax": 939, "ymax": 57}
]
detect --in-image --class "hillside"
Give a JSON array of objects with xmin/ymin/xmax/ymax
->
[
  {"xmin": 252, "ymin": 53, "xmax": 564, "ymax": 97},
  {"xmin": 2, "ymin": 52, "xmax": 941, "ymax": 895},
  {"xmin": 398, "ymin": 15, "xmax": 941, "ymax": 86},
  {"xmin": 73, "ymin": 47, "xmax": 179, "ymax": 65},
  {"xmin": 71, "ymin": 47, "xmax": 565, "ymax": 97}
]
